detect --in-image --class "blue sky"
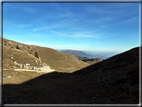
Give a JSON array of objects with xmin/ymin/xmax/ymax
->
[{"xmin": 3, "ymin": 3, "xmax": 139, "ymax": 57}]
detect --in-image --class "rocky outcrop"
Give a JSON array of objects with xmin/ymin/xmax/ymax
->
[{"xmin": 13, "ymin": 61, "xmax": 51, "ymax": 71}]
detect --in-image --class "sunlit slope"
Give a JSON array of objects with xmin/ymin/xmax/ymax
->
[
  {"xmin": 3, "ymin": 45, "xmax": 44, "ymax": 69},
  {"xmin": 3, "ymin": 38, "xmax": 89, "ymax": 72},
  {"xmin": 35, "ymin": 46, "xmax": 89, "ymax": 72}
]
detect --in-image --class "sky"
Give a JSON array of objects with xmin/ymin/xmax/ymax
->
[{"xmin": 3, "ymin": 2, "xmax": 139, "ymax": 57}]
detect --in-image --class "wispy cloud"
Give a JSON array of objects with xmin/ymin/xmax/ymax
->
[
  {"xmin": 85, "ymin": 4, "xmax": 106, "ymax": 15},
  {"xmin": 92, "ymin": 16, "xmax": 115, "ymax": 24},
  {"xmin": 116, "ymin": 16, "xmax": 139, "ymax": 26},
  {"xmin": 71, "ymin": 34, "xmax": 95, "ymax": 38},
  {"xmin": 32, "ymin": 24, "xmax": 60, "ymax": 32},
  {"xmin": 123, "ymin": 17, "xmax": 138, "ymax": 23},
  {"xmin": 20, "ymin": 7, "xmax": 36, "ymax": 13},
  {"xmin": 18, "ymin": 24, "xmax": 32, "ymax": 28},
  {"xmin": 50, "ymin": 30, "xmax": 103, "ymax": 39},
  {"xmin": 4, "ymin": 3, "xmax": 36, "ymax": 14},
  {"xmin": 26, "ymin": 33, "xmax": 47, "ymax": 39},
  {"xmin": 50, "ymin": 30, "xmax": 68, "ymax": 37},
  {"xmin": 71, "ymin": 32, "xmax": 103, "ymax": 38},
  {"xmin": 32, "ymin": 17, "xmax": 81, "ymax": 32}
]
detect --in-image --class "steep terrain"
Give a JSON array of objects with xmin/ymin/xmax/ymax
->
[
  {"xmin": 2, "ymin": 46, "xmax": 140, "ymax": 104},
  {"xmin": 2, "ymin": 38, "xmax": 89, "ymax": 73}
]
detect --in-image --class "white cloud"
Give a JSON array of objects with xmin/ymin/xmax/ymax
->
[{"xmin": 50, "ymin": 30, "xmax": 68, "ymax": 37}]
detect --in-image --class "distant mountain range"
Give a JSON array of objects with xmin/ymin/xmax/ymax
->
[
  {"xmin": 62, "ymin": 52, "xmax": 104, "ymax": 65},
  {"xmin": 57, "ymin": 49, "xmax": 107, "ymax": 59},
  {"xmin": 62, "ymin": 52, "xmax": 90, "ymax": 61}
]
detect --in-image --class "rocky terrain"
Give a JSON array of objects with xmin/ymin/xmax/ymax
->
[{"xmin": 2, "ymin": 41, "xmax": 140, "ymax": 104}]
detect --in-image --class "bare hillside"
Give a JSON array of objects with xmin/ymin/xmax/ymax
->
[{"xmin": 3, "ymin": 38, "xmax": 89, "ymax": 73}]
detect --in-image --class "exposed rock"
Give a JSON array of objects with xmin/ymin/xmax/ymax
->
[{"xmin": 13, "ymin": 61, "xmax": 51, "ymax": 71}]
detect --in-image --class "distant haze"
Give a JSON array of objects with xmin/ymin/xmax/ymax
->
[{"xmin": 56, "ymin": 49, "xmax": 120, "ymax": 59}]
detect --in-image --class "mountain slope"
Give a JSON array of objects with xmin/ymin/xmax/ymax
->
[
  {"xmin": 3, "ymin": 42, "xmax": 53, "ymax": 73},
  {"xmin": 63, "ymin": 52, "xmax": 104, "ymax": 65},
  {"xmin": 2, "ymin": 38, "xmax": 89, "ymax": 73},
  {"xmin": 34, "ymin": 46, "xmax": 89, "ymax": 72},
  {"xmin": 2, "ymin": 46, "xmax": 139, "ymax": 104}
]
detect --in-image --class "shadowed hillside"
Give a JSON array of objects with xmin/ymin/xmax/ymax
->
[{"xmin": 2, "ymin": 46, "xmax": 139, "ymax": 104}]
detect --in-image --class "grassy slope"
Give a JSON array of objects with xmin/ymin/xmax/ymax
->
[
  {"xmin": 3, "ymin": 46, "xmax": 43, "ymax": 69},
  {"xmin": 3, "ymin": 38, "xmax": 89, "ymax": 72},
  {"xmin": 2, "ymin": 46, "xmax": 139, "ymax": 104},
  {"xmin": 35, "ymin": 46, "xmax": 89, "ymax": 72}
]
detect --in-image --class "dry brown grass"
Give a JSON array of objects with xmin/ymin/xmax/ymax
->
[{"xmin": 3, "ymin": 38, "xmax": 89, "ymax": 73}]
